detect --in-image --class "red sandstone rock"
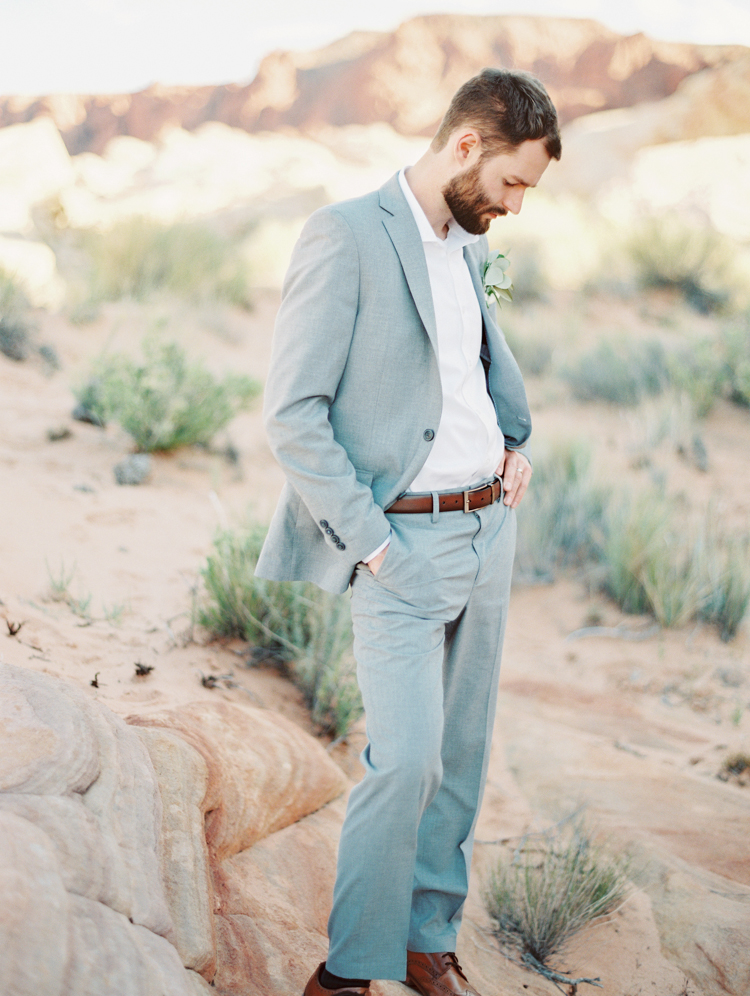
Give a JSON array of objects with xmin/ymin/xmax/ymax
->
[
  {"xmin": 0, "ymin": 15, "xmax": 747, "ymax": 154},
  {"xmin": 128, "ymin": 700, "xmax": 347, "ymax": 862}
]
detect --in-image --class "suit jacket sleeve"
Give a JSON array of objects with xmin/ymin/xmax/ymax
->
[{"xmin": 263, "ymin": 206, "xmax": 392, "ymax": 564}]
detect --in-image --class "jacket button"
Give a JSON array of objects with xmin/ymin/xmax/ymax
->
[
  {"xmin": 319, "ymin": 520, "xmax": 328, "ymax": 528},
  {"xmin": 332, "ymin": 534, "xmax": 340, "ymax": 543},
  {"xmin": 423, "ymin": 429, "xmax": 434, "ymax": 441},
  {"xmin": 325, "ymin": 527, "xmax": 334, "ymax": 536},
  {"xmin": 337, "ymin": 542, "xmax": 346, "ymax": 551}
]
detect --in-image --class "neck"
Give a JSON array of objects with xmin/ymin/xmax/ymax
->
[{"xmin": 404, "ymin": 153, "xmax": 453, "ymax": 240}]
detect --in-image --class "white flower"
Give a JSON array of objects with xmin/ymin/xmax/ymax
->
[{"xmin": 483, "ymin": 250, "xmax": 513, "ymax": 307}]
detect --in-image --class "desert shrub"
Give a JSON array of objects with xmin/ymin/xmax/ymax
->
[
  {"xmin": 485, "ymin": 815, "xmax": 629, "ymax": 981},
  {"xmin": 199, "ymin": 526, "xmax": 361, "ymax": 737},
  {"xmin": 601, "ymin": 490, "xmax": 703, "ymax": 623},
  {"xmin": 696, "ymin": 532, "xmax": 750, "ymax": 641},
  {"xmin": 75, "ymin": 339, "xmax": 260, "ymax": 451},
  {"xmin": 562, "ymin": 338, "xmax": 670, "ymax": 405},
  {"xmin": 80, "ymin": 217, "xmax": 252, "ymax": 307},
  {"xmin": 514, "ymin": 441, "xmax": 607, "ymax": 582},
  {"xmin": 602, "ymin": 495, "xmax": 750, "ymax": 635},
  {"xmin": 601, "ymin": 491, "xmax": 671, "ymax": 616},
  {"xmin": 0, "ymin": 269, "xmax": 34, "ymax": 361},
  {"xmin": 629, "ymin": 216, "xmax": 740, "ymax": 314}
]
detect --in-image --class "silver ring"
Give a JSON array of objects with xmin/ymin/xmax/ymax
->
[{"xmin": 516, "ymin": 468, "xmax": 523, "ymax": 474}]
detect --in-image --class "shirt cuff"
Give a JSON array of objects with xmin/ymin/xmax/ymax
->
[{"xmin": 363, "ymin": 532, "xmax": 391, "ymax": 563}]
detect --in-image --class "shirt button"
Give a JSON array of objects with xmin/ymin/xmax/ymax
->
[
  {"xmin": 423, "ymin": 429, "xmax": 435, "ymax": 441},
  {"xmin": 319, "ymin": 520, "xmax": 328, "ymax": 528}
]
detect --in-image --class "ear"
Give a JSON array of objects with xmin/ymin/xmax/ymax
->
[{"xmin": 454, "ymin": 129, "xmax": 481, "ymax": 165}]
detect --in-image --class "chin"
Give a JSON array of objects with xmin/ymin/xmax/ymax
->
[{"xmin": 471, "ymin": 218, "xmax": 492, "ymax": 236}]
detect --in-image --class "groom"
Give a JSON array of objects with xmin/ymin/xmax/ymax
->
[{"xmin": 256, "ymin": 68, "xmax": 561, "ymax": 996}]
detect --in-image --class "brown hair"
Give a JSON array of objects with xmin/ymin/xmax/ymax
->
[{"xmin": 432, "ymin": 68, "xmax": 561, "ymax": 161}]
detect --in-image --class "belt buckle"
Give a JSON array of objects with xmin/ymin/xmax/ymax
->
[{"xmin": 462, "ymin": 483, "xmax": 486, "ymax": 513}]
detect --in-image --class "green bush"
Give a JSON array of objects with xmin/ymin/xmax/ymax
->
[
  {"xmin": 628, "ymin": 216, "xmax": 740, "ymax": 314},
  {"xmin": 80, "ymin": 217, "xmax": 252, "ymax": 307},
  {"xmin": 75, "ymin": 339, "xmax": 260, "ymax": 451},
  {"xmin": 485, "ymin": 816, "xmax": 629, "ymax": 980},
  {"xmin": 199, "ymin": 526, "xmax": 361, "ymax": 737},
  {"xmin": 0, "ymin": 269, "xmax": 33, "ymax": 361},
  {"xmin": 562, "ymin": 338, "xmax": 670, "ymax": 405}
]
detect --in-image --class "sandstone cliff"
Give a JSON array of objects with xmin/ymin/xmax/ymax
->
[{"xmin": 1, "ymin": 14, "xmax": 748, "ymax": 155}]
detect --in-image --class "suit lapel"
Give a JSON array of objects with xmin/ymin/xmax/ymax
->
[
  {"xmin": 464, "ymin": 241, "xmax": 495, "ymax": 333},
  {"xmin": 379, "ymin": 175, "xmax": 438, "ymax": 355}
]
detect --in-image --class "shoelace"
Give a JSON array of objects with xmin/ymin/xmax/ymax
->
[{"xmin": 441, "ymin": 952, "xmax": 467, "ymax": 979}]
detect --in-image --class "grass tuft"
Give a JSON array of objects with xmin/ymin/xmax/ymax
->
[
  {"xmin": 199, "ymin": 525, "xmax": 361, "ymax": 738},
  {"xmin": 696, "ymin": 532, "xmax": 750, "ymax": 641},
  {"xmin": 485, "ymin": 815, "xmax": 629, "ymax": 977},
  {"xmin": 46, "ymin": 558, "xmax": 77, "ymax": 602},
  {"xmin": 74, "ymin": 338, "xmax": 260, "ymax": 452}
]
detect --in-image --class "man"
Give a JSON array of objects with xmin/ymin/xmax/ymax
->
[{"xmin": 256, "ymin": 68, "xmax": 561, "ymax": 996}]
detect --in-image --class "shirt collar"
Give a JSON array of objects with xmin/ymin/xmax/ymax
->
[{"xmin": 398, "ymin": 168, "xmax": 479, "ymax": 251}]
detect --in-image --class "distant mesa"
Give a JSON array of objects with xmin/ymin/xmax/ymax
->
[{"xmin": 1, "ymin": 14, "xmax": 749, "ymax": 155}]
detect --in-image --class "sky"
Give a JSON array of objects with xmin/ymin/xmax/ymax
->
[{"xmin": 5, "ymin": 0, "xmax": 750, "ymax": 96}]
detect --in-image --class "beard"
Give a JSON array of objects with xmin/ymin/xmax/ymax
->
[{"xmin": 441, "ymin": 161, "xmax": 507, "ymax": 235}]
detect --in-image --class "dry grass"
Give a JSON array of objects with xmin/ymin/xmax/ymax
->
[
  {"xmin": 485, "ymin": 815, "xmax": 629, "ymax": 982},
  {"xmin": 199, "ymin": 525, "xmax": 361, "ymax": 738}
]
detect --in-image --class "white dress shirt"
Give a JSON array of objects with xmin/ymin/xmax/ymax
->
[
  {"xmin": 363, "ymin": 170, "xmax": 506, "ymax": 563},
  {"xmin": 398, "ymin": 169, "xmax": 506, "ymax": 493}
]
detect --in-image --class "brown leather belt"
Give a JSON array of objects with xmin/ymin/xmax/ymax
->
[{"xmin": 386, "ymin": 478, "xmax": 502, "ymax": 514}]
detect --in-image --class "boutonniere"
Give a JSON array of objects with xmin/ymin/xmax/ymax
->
[{"xmin": 483, "ymin": 250, "xmax": 513, "ymax": 308}]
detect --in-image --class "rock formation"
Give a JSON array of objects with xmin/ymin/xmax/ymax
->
[
  {"xmin": 0, "ymin": 662, "xmax": 347, "ymax": 996},
  {"xmin": 1, "ymin": 15, "xmax": 747, "ymax": 155}
]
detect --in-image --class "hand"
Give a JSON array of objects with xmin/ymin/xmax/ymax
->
[
  {"xmin": 366, "ymin": 545, "xmax": 388, "ymax": 576},
  {"xmin": 496, "ymin": 449, "xmax": 532, "ymax": 508}
]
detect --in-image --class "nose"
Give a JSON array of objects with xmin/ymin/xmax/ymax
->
[{"xmin": 502, "ymin": 187, "xmax": 525, "ymax": 215}]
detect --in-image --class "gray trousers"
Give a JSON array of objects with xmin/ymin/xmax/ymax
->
[{"xmin": 326, "ymin": 495, "xmax": 516, "ymax": 981}]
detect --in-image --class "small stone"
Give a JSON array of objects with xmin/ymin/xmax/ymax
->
[
  {"xmin": 47, "ymin": 426, "xmax": 72, "ymax": 442},
  {"xmin": 114, "ymin": 454, "xmax": 152, "ymax": 486}
]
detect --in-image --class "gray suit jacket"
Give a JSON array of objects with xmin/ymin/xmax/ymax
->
[{"xmin": 255, "ymin": 173, "xmax": 531, "ymax": 594}]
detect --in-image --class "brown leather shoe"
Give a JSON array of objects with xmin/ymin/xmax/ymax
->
[
  {"xmin": 302, "ymin": 962, "xmax": 371, "ymax": 996},
  {"xmin": 404, "ymin": 951, "xmax": 482, "ymax": 996}
]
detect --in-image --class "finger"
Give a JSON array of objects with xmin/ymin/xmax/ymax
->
[
  {"xmin": 503, "ymin": 461, "xmax": 522, "ymax": 505},
  {"xmin": 509, "ymin": 472, "xmax": 530, "ymax": 508}
]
